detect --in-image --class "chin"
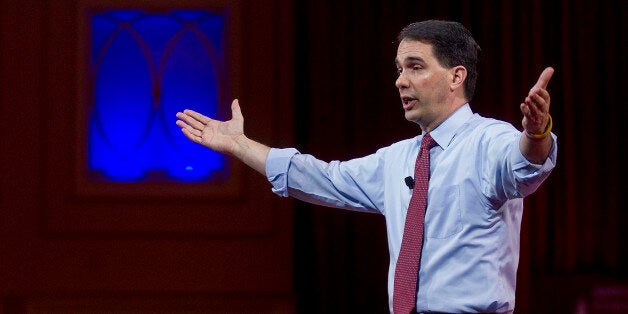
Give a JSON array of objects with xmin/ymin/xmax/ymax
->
[
  {"xmin": 404, "ymin": 111, "xmax": 418, "ymax": 122},
  {"xmin": 404, "ymin": 112, "xmax": 423, "ymax": 127}
]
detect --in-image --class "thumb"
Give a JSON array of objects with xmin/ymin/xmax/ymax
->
[
  {"xmin": 231, "ymin": 99, "xmax": 243, "ymax": 121},
  {"xmin": 533, "ymin": 67, "xmax": 555, "ymax": 90}
]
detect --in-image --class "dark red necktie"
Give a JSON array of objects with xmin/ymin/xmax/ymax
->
[{"xmin": 393, "ymin": 133, "xmax": 437, "ymax": 314}]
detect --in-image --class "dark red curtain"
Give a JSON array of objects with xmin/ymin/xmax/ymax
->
[{"xmin": 293, "ymin": 0, "xmax": 626, "ymax": 313}]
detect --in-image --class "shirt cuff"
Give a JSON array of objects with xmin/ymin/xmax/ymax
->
[
  {"xmin": 265, "ymin": 147, "xmax": 300, "ymax": 197},
  {"xmin": 510, "ymin": 133, "xmax": 557, "ymax": 197},
  {"xmin": 512, "ymin": 132, "xmax": 558, "ymax": 170}
]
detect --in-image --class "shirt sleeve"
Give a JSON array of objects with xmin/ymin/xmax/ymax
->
[
  {"xmin": 481, "ymin": 124, "xmax": 558, "ymax": 203},
  {"xmin": 509, "ymin": 132, "xmax": 558, "ymax": 196},
  {"xmin": 265, "ymin": 148, "xmax": 300, "ymax": 197},
  {"xmin": 265, "ymin": 147, "xmax": 385, "ymax": 214}
]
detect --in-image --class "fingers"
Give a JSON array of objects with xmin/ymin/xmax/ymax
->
[
  {"xmin": 532, "ymin": 67, "xmax": 554, "ymax": 90},
  {"xmin": 525, "ymin": 86, "xmax": 550, "ymax": 112},
  {"xmin": 176, "ymin": 99, "xmax": 242, "ymax": 127},
  {"xmin": 176, "ymin": 110, "xmax": 210, "ymax": 131},
  {"xmin": 521, "ymin": 83, "xmax": 551, "ymax": 133},
  {"xmin": 529, "ymin": 90, "xmax": 549, "ymax": 106},
  {"xmin": 521, "ymin": 101, "xmax": 544, "ymax": 120},
  {"xmin": 175, "ymin": 111, "xmax": 206, "ymax": 145},
  {"xmin": 184, "ymin": 109, "xmax": 211, "ymax": 125},
  {"xmin": 176, "ymin": 119, "xmax": 203, "ymax": 137},
  {"xmin": 521, "ymin": 67, "xmax": 554, "ymax": 135},
  {"xmin": 181, "ymin": 127, "xmax": 203, "ymax": 144},
  {"xmin": 520, "ymin": 102, "xmax": 531, "ymax": 116},
  {"xmin": 521, "ymin": 67, "xmax": 552, "ymax": 117},
  {"xmin": 175, "ymin": 99, "xmax": 242, "ymax": 145}
]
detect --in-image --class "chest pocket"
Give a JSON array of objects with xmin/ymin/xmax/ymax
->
[{"xmin": 425, "ymin": 185, "xmax": 462, "ymax": 239}]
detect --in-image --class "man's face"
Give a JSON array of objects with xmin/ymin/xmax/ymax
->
[{"xmin": 395, "ymin": 39, "xmax": 452, "ymax": 129}]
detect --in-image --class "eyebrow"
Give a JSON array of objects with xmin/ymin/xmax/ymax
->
[{"xmin": 395, "ymin": 56, "xmax": 426, "ymax": 66}]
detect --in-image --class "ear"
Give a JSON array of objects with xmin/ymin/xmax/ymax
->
[{"xmin": 450, "ymin": 66, "xmax": 467, "ymax": 92}]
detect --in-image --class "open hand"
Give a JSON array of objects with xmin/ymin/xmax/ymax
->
[
  {"xmin": 520, "ymin": 67, "xmax": 554, "ymax": 134},
  {"xmin": 176, "ymin": 99, "xmax": 244, "ymax": 154}
]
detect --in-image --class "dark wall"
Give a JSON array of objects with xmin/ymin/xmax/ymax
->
[{"xmin": 0, "ymin": 0, "xmax": 296, "ymax": 312}]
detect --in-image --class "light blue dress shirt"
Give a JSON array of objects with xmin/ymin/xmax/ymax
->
[{"xmin": 266, "ymin": 104, "xmax": 557, "ymax": 313}]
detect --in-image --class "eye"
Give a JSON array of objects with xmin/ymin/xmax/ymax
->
[{"xmin": 396, "ymin": 68, "xmax": 402, "ymax": 76}]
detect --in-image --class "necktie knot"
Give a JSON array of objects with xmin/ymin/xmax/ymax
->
[{"xmin": 420, "ymin": 134, "xmax": 437, "ymax": 152}]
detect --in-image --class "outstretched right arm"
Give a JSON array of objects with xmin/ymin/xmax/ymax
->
[
  {"xmin": 176, "ymin": 99, "xmax": 383, "ymax": 213},
  {"xmin": 175, "ymin": 99, "xmax": 270, "ymax": 175}
]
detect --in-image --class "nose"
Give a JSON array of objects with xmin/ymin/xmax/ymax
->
[{"xmin": 395, "ymin": 71, "xmax": 409, "ymax": 89}]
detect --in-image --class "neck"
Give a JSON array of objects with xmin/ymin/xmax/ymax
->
[{"xmin": 420, "ymin": 96, "xmax": 468, "ymax": 133}]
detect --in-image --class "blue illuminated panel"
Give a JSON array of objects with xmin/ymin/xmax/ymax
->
[{"xmin": 88, "ymin": 10, "xmax": 227, "ymax": 182}]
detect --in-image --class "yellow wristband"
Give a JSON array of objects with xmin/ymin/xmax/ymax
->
[{"xmin": 525, "ymin": 114, "xmax": 553, "ymax": 139}]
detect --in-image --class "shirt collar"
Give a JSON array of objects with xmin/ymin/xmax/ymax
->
[{"xmin": 424, "ymin": 103, "xmax": 473, "ymax": 149}]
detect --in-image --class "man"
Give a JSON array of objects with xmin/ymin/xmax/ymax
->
[{"xmin": 176, "ymin": 20, "xmax": 556, "ymax": 313}]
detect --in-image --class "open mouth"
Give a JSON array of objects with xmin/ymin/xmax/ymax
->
[{"xmin": 401, "ymin": 96, "xmax": 418, "ymax": 109}]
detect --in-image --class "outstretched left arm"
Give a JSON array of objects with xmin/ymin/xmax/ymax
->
[{"xmin": 519, "ymin": 67, "xmax": 555, "ymax": 164}]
